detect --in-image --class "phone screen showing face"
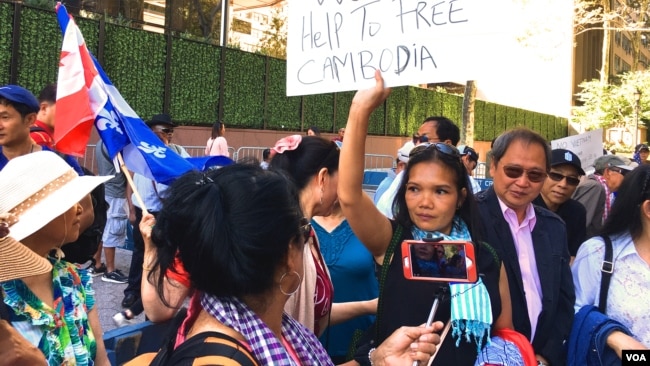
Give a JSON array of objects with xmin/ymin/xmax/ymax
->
[{"xmin": 401, "ymin": 240, "xmax": 478, "ymax": 283}]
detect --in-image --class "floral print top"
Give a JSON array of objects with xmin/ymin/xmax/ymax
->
[{"xmin": 1, "ymin": 257, "xmax": 97, "ymax": 365}]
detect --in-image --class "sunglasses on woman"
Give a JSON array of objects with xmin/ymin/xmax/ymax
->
[
  {"xmin": 547, "ymin": 171, "xmax": 580, "ymax": 186},
  {"xmin": 502, "ymin": 165, "xmax": 547, "ymax": 183},
  {"xmin": 409, "ymin": 142, "xmax": 460, "ymax": 159}
]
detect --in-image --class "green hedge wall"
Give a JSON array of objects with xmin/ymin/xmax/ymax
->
[
  {"xmin": 223, "ymin": 48, "xmax": 265, "ymax": 129},
  {"xmin": 333, "ymin": 91, "xmax": 355, "ymax": 133},
  {"xmin": 17, "ymin": 6, "xmax": 61, "ymax": 94},
  {"xmin": 303, "ymin": 93, "xmax": 334, "ymax": 133},
  {"xmin": 169, "ymin": 37, "xmax": 221, "ymax": 124},
  {"xmin": 266, "ymin": 57, "xmax": 301, "ymax": 130},
  {"xmin": 0, "ymin": 3, "xmax": 569, "ymax": 141},
  {"xmin": 103, "ymin": 23, "xmax": 166, "ymax": 120},
  {"xmin": 0, "ymin": 2, "xmax": 12, "ymax": 85},
  {"xmin": 385, "ymin": 87, "xmax": 408, "ymax": 135}
]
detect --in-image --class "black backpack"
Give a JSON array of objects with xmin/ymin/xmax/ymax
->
[{"xmin": 60, "ymin": 166, "xmax": 108, "ymax": 266}]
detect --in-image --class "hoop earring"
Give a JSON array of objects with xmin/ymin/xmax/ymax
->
[{"xmin": 279, "ymin": 270, "xmax": 302, "ymax": 296}]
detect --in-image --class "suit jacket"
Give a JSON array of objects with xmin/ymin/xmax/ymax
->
[{"xmin": 476, "ymin": 187, "xmax": 575, "ymax": 366}]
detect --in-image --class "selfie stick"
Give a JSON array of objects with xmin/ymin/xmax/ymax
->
[{"xmin": 412, "ymin": 288, "xmax": 447, "ymax": 366}]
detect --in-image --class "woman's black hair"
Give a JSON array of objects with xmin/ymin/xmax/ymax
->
[
  {"xmin": 210, "ymin": 121, "xmax": 225, "ymax": 139},
  {"xmin": 307, "ymin": 126, "xmax": 321, "ymax": 136},
  {"xmin": 393, "ymin": 145, "xmax": 484, "ymax": 243},
  {"xmin": 150, "ymin": 164, "xmax": 304, "ymax": 303},
  {"xmin": 269, "ymin": 136, "xmax": 339, "ymax": 191},
  {"xmin": 600, "ymin": 164, "xmax": 650, "ymax": 241}
]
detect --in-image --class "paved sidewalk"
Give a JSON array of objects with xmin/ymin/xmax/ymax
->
[{"xmin": 92, "ymin": 247, "xmax": 146, "ymax": 333}]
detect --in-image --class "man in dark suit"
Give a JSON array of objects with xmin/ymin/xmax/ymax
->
[{"xmin": 475, "ymin": 128, "xmax": 575, "ymax": 366}]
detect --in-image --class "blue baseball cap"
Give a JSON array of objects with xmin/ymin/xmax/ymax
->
[{"xmin": 0, "ymin": 85, "xmax": 40, "ymax": 113}]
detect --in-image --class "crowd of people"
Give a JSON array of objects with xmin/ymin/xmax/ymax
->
[{"xmin": 1, "ymin": 69, "xmax": 649, "ymax": 366}]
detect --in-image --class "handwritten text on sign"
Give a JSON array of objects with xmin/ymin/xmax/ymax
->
[
  {"xmin": 287, "ymin": 0, "xmax": 517, "ymax": 96},
  {"xmin": 551, "ymin": 129, "xmax": 604, "ymax": 170}
]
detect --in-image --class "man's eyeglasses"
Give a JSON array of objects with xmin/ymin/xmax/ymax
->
[
  {"xmin": 298, "ymin": 218, "xmax": 312, "ymax": 244},
  {"xmin": 409, "ymin": 142, "xmax": 459, "ymax": 159},
  {"xmin": 608, "ymin": 167, "xmax": 629, "ymax": 176},
  {"xmin": 502, "ymin": 165, "xmax": 547, "ymax": 183},
  {"xmin": 547, "ymin": 172, "xmax": 580, "ymax": 186},
  {"xmin": 157, "ymin": 128, "xmax": 174, "ymax": 134}
]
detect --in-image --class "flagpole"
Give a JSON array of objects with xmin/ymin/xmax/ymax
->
[{"xmin": 117, "ymin": 152, "xmax": 149, "ymax": 216}]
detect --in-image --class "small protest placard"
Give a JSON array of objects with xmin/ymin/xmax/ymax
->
[
  {"xmin": 286, "ymin": 0, "xmax": 529, "ymax": 96},
  {"xmin": 551, "ymin": 129, "xmax": 603, "ymax": 170}
]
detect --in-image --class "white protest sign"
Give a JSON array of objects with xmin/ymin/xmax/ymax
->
[
  {"xmin": 551, "ymin": 129, "xmax": 603, "ymax": 170},
  {"xmin": 286, "ymin": 0, "xmax": 571, "ymax": 99}
]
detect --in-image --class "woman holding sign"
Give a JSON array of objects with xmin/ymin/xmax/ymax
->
[{"xmin": 338, "ymin": 71, "xmax": 513, "ymax": 365}]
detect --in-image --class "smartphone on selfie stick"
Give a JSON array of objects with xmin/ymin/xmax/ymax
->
[{"xmin": 401, "ymin": 238, "xmax": 479, "ymax": 366}]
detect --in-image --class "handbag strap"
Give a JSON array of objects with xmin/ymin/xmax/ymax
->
[
  {"xmin": 375, "ymin": 224, "xmax": 403, "ymax": 340},
  {"xmin": 599, "ymin": 235, "xmax": 614, "ymax": 313},
  {"xmin": 167, "ymin": 331, "xmax": 259, "ymax": 366}
]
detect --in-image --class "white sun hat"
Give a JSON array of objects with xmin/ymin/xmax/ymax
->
[{"xmin": 0, "ymin": 150, "xmax": 112, "ymax": 241}]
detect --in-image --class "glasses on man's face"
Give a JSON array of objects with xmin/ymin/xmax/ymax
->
[
  {"xmin": 502, "ymin": 165, "xmax": 547, "ymax": 183},
  {"xmin": 409, "ymin": 142, "xmax": 460, "ymax": 159},
  {"xmin": 608, "ymin": 167, "xmax": 628, "ymax": 176},
  {"xmin": 547, "ymin": 171, "xmax": 580, "ymax": 186},
  {"xmin": 156, "ymin": 128, "xmax": 174, "ymax": 134},
  {"xmin": 298, "ymin": 218, "xmax": 312, "ymax": 244}
]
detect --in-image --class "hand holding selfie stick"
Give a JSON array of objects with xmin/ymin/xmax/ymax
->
[{"xmin": 413, "ymin": 287, "xmax": 448, "ymax": 366}]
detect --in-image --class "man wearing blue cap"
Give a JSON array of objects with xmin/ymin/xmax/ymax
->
[
  {"xmin": 0, "ymin": 84, "xmax": 93, "ymax": 227},
  {"xmin": 0, "ymin": 85, "xmax": 41, "ymax": 166},
  {"xmin": 533, "ymin": 149, "xmax": 587, "ymax": 261}
]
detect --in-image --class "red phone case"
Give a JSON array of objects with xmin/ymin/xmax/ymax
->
[{"xmin": 401, "ymin": 240, "xmax": 478, "ymax": 283}]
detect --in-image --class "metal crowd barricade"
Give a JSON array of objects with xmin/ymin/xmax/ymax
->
[
  {"xmin": 235, "ymin": 146, "xmax": 268, "ymax": 163},
  {"xmin": 364, "ymin": 153, "xmax": 395, "ymax": 170},
  {"xmin": 474, "ymin": 162, "xmax": 487, "ymax": 179},
  {"xmin": 78, "ymin": 145, "xmax": 396, "ymax": 174}
]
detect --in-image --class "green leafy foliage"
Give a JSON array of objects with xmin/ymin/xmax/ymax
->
[
  {"xmin": 573, "ymin": 70, "xmax": 649, "ymax": 131},
  {"xmin": 256, "ymin": 8, "xmax": 286, "ymax": 60},
  {"xmin": 103, "ymin": 23, "xmax": 166, "ymax": 120},
  {"xmin": 334, "ymin": 91, "xmax": 355, "ymax": 133},
  {"xmin": 474, "ymin": 100, "xmax": 486, "ymax": 141},
  {"xmin": 223, "ymin": 48, "xmax": 265, "ymax": 128},
  {"xmin": 266, "ymin": 57, "xmax": 301, "ymax": 130},
  {"xmin": 169, "ymin": 37, "xmax": 221, "ymax": 124},
  {"xmin": 408, "ymin": 87, "xmax": 442, "ymax": 133},
  {"xmin": 17, "ymin": 6, "xmax": 61, "ymax": 94},
  {"xmin": 303, "ymin": 93, "xmax": 334, "ymax": 132},
  {"xmin": 385, "ymin": 87, "xmax": 408, "ymax": 136},
  {"xmin": 0, "ymin": 2, "xmax": 12, "ymax": 85}
]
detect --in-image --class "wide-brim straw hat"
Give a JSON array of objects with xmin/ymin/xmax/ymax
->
[
  {"xmin": 0, "ymin": 235, "xmax": 52, "ymax": 282},
  {"xmin": 0, "ymin": 150, "xmax": 112, "ymax": 241}
]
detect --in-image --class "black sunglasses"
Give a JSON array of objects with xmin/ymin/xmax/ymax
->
[
  {"xmin": 547, "ymin": 172, "xmax": 580, "ymax": 186},
  {"xmin": 502, "ymin": 165, "xmax": 547, "ymax": 183},
  {"xmin": 298, "ymin": 218, "xmax": 312, "ymax": 244},
  {"xmin": 409, "ymin": 142, "xmax": 460, "ymax": 159},
  {"xmin": 157, "ymin": 128, "xmax": 174, "ymax": 134}
]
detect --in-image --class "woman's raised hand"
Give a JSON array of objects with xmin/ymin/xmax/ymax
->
[{"xmin": 350, "ymin": 70, "xmax": 392, "ymax": 115}]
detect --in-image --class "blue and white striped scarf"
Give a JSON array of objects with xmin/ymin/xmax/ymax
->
[{"xmin": 411, "ymin": 216, "xmax": 493, "ymax": 351}]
